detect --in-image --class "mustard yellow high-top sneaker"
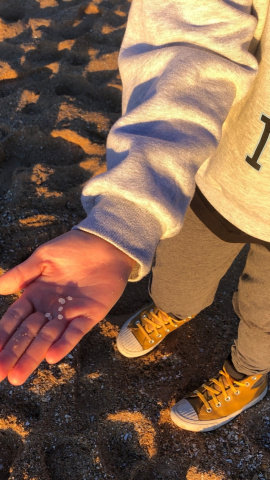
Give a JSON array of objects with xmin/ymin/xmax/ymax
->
[
  {"xmin": 116, "ymin": 303, "xmax": 194, "ymax": 358},
  {"xmin": 170, "ymin": 367, "xmax": 268, "ymax": 432}
]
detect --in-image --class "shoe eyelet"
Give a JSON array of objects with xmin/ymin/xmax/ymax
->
[
  {"xmin": 225, "ymin": 396, "xmax": 231, "ymax": 402},
  {"xmin": 135, "ymin": 320, "xmax": 140, "ymax": 325},
  {"xmin": 173, "ymin": 324, "xmax": 178, "ymax": 328},
  {"xmin": 252, "ymin": 377, "xmax": 257, "ymax": 381},
  {"xmin": 215, "ymin": 402, "xmax": 222, "ymax": 408},
  {"xmin": 156, "ymin": 334, "xmax": 162, "ymax": 338},
  {"xmin": 149, "ymin": 340, "xmax": 154, "ymax": 344},
  {"xmin": 234, "ymin": 390, "xmax": 240, "ymax": 395},
  {"xmin": 166, "ymin": 329, "xmax": 170, "ymax": 333},
  {"xmin": 142, "ymin": 314, "xmax": 147, "ymax": 319},
  {"xmin": 206, "ymin": 407, "xmax": 212, "ymax": 413},
  {"xmin": 245, "ymin": 382, "xmax": 250, "ymax": 387}
]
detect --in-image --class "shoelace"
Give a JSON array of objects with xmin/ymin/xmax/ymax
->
[
  {"xmin": 136, "ymin": 308, "xmax": 182, "ymax": 344},
  {"xmin": 195, "ymin": 368, "xmax": 247, "ymax": 412}
]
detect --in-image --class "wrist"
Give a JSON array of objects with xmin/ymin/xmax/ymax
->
[{"xmin": 71, "ymin": 229, "xmax": 137, "ymax": 273}]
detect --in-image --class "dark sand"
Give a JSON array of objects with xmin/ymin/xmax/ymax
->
[{"xmin": 0, "ymin": 1, "xmax": 269, "ymax": 479}]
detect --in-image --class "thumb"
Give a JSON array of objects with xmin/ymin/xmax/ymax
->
[{"xmin": 0, "ymin": 253, "xmax": 42, "ymax": 295}]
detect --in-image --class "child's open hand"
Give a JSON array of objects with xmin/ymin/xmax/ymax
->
[{"xmin": 0, "ymin": 231, "xmax": 135, "ymax": 385}]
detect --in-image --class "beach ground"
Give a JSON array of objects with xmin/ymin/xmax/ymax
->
[{"xmin": 0, "ymin": 1, "xmax": 269, "ymax": 479}]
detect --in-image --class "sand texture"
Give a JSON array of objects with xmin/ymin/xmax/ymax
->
[{"xmin": 0, "ymin": 1, "xmax": 269, "ymax": 479}]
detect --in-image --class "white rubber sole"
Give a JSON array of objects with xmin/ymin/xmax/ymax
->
[{"xmin": 170, "ymin": 386, "xmax": 268, "ymax": 432}]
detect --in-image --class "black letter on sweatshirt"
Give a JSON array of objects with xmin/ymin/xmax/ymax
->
[{"xmin": 246, "ymin": 114, "xmax": 270, "ymax": 171}]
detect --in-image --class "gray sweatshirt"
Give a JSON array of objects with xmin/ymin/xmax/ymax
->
[{"xmin": 76, "ymin": 0, "xmax": 270, "ymax": 280}]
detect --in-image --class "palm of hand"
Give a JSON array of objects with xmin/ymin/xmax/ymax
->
[{"xmin": 0, "ymin": 231, "xmax": 134, "ymax": 385}]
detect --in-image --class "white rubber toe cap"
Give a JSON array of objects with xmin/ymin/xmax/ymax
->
[
  {"xmin": 171, "ymin": 399, "xmax": 199, "ymax": 424},
  {"xmin": 116, "ymin": 317, "xmax": 144, "ymax": 358}
]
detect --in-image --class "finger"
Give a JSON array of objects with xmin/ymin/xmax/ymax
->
[
  {"xmin": 7, "ymin": 317, "xmax": 69, "ymax": 385},
  {"xmin": 0, "ymin": 254, "xmax": 42, "ymax": 295},
  {"xmin": 50, "ymin": 294, "xmax": 110, "ymax": 326},
  {"xmin": 0, "ymin": 298, "xmax": 34, "ymax": 351},
  {"xmin": 46, "ymin": 316, "xmax": 95, "ymax": 364},
  {"xmin": 52, "ymin": 297, "xmax": 103, "ymax": 322},
  {"xmin": 0, "ymin": 313, "xmax": 47, "ymax": 382}
]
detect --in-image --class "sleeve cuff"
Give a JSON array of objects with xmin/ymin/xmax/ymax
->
[{"xmin": 73, "ymin": 195, "xmax": 163, "ymax": 281}]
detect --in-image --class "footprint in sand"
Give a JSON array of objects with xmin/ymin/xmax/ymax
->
[
  {"xmin": 0, "ymin": 390, "xmax": 40, "ymax": 424},
  {"xmin": 0, "ymin": 1, "xmax": 25, "ymax": 22},
  {"xmin": 97, "ymin": 411, "xmax": 157, "ymax": 480},
  {"xmin": 45, "ymin": 440, "xmax": 96, "ymax": 480},
  {"xmin": 0, "ymin": 430, "xmax": 23, "ymax": 480}
]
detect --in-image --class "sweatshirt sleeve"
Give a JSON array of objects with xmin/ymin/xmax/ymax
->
[{"xmin": 75, "ymin": 0, "xmax": 258, "ymax": 280}]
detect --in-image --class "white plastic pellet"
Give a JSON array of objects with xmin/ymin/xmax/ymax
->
[
  {"xmin": 45, "ymin": 313, "xmax": 51, "ymax": 318},
  {"xmin": 67, "ymin": 296, "xmax": 73, "ymax": 301},
  {"xmin": 58, "ymin": 314, "xmax": 63, "ymax": 320},
  {"xmin": 58, "ymin": 306, "xmax": 63, "ymax": 312},
  {"xmin": 58, "ymin": 298, "xmax": 66, "ymax": 304}
]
